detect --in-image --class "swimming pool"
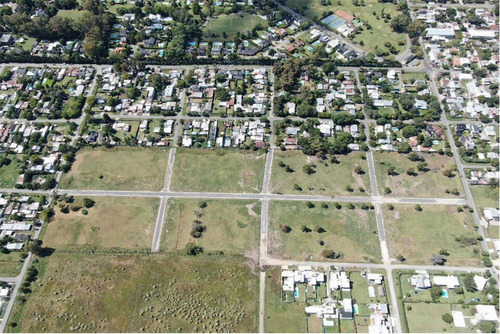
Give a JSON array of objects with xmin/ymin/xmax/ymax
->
[
  {"xmin": 442, "ymin": 289, "xmax": 449, "ymax": 298},
  {"xmin": 294, "ymin": 287, "xmax": 299, "ymax": 298}
]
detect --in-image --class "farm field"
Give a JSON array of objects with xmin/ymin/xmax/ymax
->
[
  {"xmin": 203, "ymin": 13, "xmax": 267, "ymax": 41},
  {"xmin": 264, "ymin": 268, "xmax": 307, "ymax": 333},
  {"xmin": 6, "ymin": 253, "xmax": 259, "ymax": 333},
  {"xmin": 160, "ymin": 199, "xmax": 260, "ymax": 253},
  {"xmin": 284, "ymin": 0, "xmax": 407, "ymax": 54},
  {"xmin": 44, "ymin": 197, "xmax": 159, "ymax": 250},
  {"xmin": 383, "ymin": 205, "xmax": 482, "ymax": 266},
  {"xmin": 170, "ymin": 149, "xmax": 266, "ymax": 193},
  {"xmin": 270, "ymin": 151, "xmax": 371, "ymax": 196},
  {"xmin": 374, "ymin": 152, "xmax": 464, "ymax": 198},
  {"xmin": 59, "ymin": 147, "xmax": 170, "ymax": 191},
  {"xmin": 268, "ymin": 201, "xmax": 381, "ymax": 263}
]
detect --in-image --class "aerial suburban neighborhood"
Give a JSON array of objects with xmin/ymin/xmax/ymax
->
[{"xmin": 0, "ymin": 0, "xmax": 498, "ymax": 333}]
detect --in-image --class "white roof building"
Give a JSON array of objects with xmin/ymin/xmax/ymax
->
[
  {"xmin": 432, "ymin": 275, "xmax": 460, "ymax": 289},
  {"xmin": 475, "ymin": 305, "xmax": 498, "ymax": 322}
]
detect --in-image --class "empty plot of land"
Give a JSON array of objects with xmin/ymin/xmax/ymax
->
[
  {"xmin": 270, "ymin": 151, "xmax": 371, "ymax": 196},
  {"xmin": 268, "ymin": 201, "xmax": 381, "ymax": 263},
  {"xmin": 374, "ymin": 152, "xmax": 464, "ymax": 198},
  {"xmin": 0, "ymin": 251, "xmax": 25, "ymax": 276},
  {"xmin": 203, "ymin": 13, "xmax": 267, "ymax": 41},
  {"xmin": 470, "ymin": 184, "xmax": 498, "ymax": 213},
  {"xmin": 170, "ymin": 149, "xmax": 266, "ymax": 193},
  {"xmin": 405, "ymin": 303, "xmax": 455, "ymax": 333},
  {"xmin": 44, "ymin": 197, "xmax": 159, "ymax": 250},
  {"xmin": 7, "ymin": 253, "xmax": 258, "ymax": 333},
  {"xmin": 160, "ymin": 198, "xmax": 260, "ymax": 252},
  {"xmin": 383, "ymin": 205, "xmax": 482, "ymax": 267},
  {"xmin": 60, "ymin": 147, "xmax": 170, "ymax": 191}
]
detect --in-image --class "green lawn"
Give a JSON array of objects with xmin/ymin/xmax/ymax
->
[
  {"xmin": 405, "ymin": 303, "xmax": 455, "ymax": 333},
  {"xmin": 44, "ymin": 197, "xmax": 159, "ymax": 250},
  {"xmin": 6, "ymin": 253, "xmax": 258, "ymax": 333},
  {"xmin": 350, "ymin": 271, "xmax": 388, "ymax": 304},
  {"xmin": 268, "ymin": 201, "xmax": 381, "ymax": 263},
  {"xmin": 270, "ymin": 151, "xmax": 371, "ymax": 196},
  {"xmin": 383, "ymin": 205, "xmax": 482, "ymax": 266},
  {"xmin": 60, "ymin": 147, "xmax": 170, "ymax": 191},
  {"xmin": 160, "ymin": 198, "xmax": 260, "ymax": 253},
  {"xmin": 56, "ymin": 9, "xmax": 85, "ymax": 19},
  {"xmin": 374, "ymin": 152, "xmax": 464, "ymax": 198},
  {"xmin": 264, "ymin": 268, "xmax": 307, "ymax": 333},
  {"xmin": 284, "ymin": 0, "xmax": 407, "ymax": 54},
  {"xmin": 203, "ymin": 13, "xmax": 268, "ymax": 41},
  {"xmin": 170, "ymin": 149, "xmax": 266, "ymax": 193},
  {"xmin": 0, "ymin": 155, "xmax": 22, "ymax": 188}
]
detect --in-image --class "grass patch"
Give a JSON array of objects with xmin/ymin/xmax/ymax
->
[
  {"xmin": 264, "ymin": 268, "xmax": 307, "ymax": 333},
  {"xmin": 270, "ymin": 151, "xmax": 371, "ymax": 196},
  {"xmin": 268, "ymin": 201, "xmax": 381, "ymax": 263},
  {"xmin": 374, "ymin": 152, "xmax": 464, "ymax": 198},
  {"xmin": 56, "ymin": 9, "xmax": 85, "ymax": 19},
  {"xmin": 0, "ymin": 251, "xmax": 25, "ymax": 276},
  {"xmin": 0, "ymin": 155, "xmax": 22, "ymax": 188},
  {"xmin": 170, "ymin": 149, "xmax": 266, "ymax": 193},
  {"xmin": 405, "ymin": 303, "xmax": 454, "ymax": 333},
  {"xmin": 161, "ymin": 198, "xmax": 260, "ymax": 253},
  {"xmin": 383, "ymin": 204, "xmax": 482, "ymax": 266},
  {"xmin": 203, "ymin": 13, "xmax": 267, "ymax": 41},
  {"xmin": 7, "ymin": 253, "xmax": 258, "ymax": 332},
  {"xmin": 470, "ymin": 184, "xmax": 498, "ymax": 213},
  {"xmin": 44, "ymin": 197, "xmax": 159, "ymax": 250},
  {"xmin": 60, "ymin": 147, "xmax": 170, "ymax": 191}
]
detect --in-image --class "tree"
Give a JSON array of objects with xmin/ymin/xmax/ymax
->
[
  {"xmin": 301, "ymin": 225, "xmax": 311, "ymax": 232},
  {"xmin": 462, "ymin": 273, "xmax": 477, "ymax": 292},
  {"xmin": 397, "ymin": 142, "xmax": 411, "ymax": 153},
  {"xmin": 280, "ymin": 224, "xmax": 291, "ymax": 233},
  {"xmin": 354, "ymin": 166, "xmax": 364, "ymax": 174},
  {"xmin": 430, "ymin": 285, "xmax": 442, "ymax": 302},
  {"xmin": 430, "ymin": 254, "xmax": 447, "ymax": 265},
  {"xmin": 479, "ymin": 321, "xmax": 497, "ymax": 333},
  {"xmin": 384, "ymin": 187, "xmax": 392, "ymax": 194},
  {"xmin": 387, "ymin": 166, "xmax": 397, "ymax": 176},
  {"xmin": 293, "ymin": 183, "xmax": 302, "ymax": 191},
  {"xmin": 396, "ymin": 254, "xmax": 405, "ymax": 262},
  {"xmin": 185, "ymin": 242, "xmax": 203, "ymax": 256},
  {"xmin": 390, "ymin": 15, "xmax": 410, "ymax": 33},
  {"xmin": 402, "ymin": 125, "xmax": 418, "ymax": 138},
  {"xmin": 415, "ymin": 204, "xmax": 422, "ymax": 211},
  {"xmin": 83, "ymin": 198, "xmax": 95, "ymax": 208},
  {"xmin": 442, "ymin": 313, "xmax": 453, "ymax": 324},
  {"xmin": 315, "ymin": 226, "xmax": 326, "ymax": 233},
  {"xmin": 303, "ymin": 164, "xmax": 315, "ymax": 175},
  {"xmin": 83, "ymin": 26, "xmax": 108, "ymax": 61},
  {"xmin": 406, "ymin": 167, "xmax": 416, "ymax": 176},
  {"xmin": 27, "ymin": 240, "xmax": 43, "ymax": 256},
  {"xmin": 321, "ymin": 249, "xmax": 342, "ymax": 259},
  {"xmin": 306, "ymin": 201, "xmax": 315, "ymax": 209}
]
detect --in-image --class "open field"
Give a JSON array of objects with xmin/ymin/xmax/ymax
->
[
  {"xmin": 470, "ymin": 184, "xmax": 498, "ymax": 212},
  {"xmin": 6, "ymin": 253, "xmax": 259, "ymax": 333},
  {"xmin": 270, "ymin": 151, "xmax": 371, "ymax": 196},
  {"xmin": 0, "ymin": 155, "xmax": 22, "ymax": 188},
  {"xmin": 383, "ymin": 205, "xmax": 482, "ymax": 266},
  {"xmin": 405, "ymin": 303, "xmax": 455, "ymax": 333},
  {"xmin": 268, "ymin": 201, "xmax": 381, "ymax": 263},
  {"xmin": 374, "ymin": 152, "xmax": 464, "ymax": 198},
  {"xmin": 160, "ymin": 199, "xmax": 260, "ymax": 253},
  {"xmin": 56, "ymin": 9, "xmax": 85, "ymax": 19},
  {"xmin": 60, "ymin": 147, "xmax": 169, "ymax": 191},
  {"xmin": 44, "ymin": 197, "xmax": 159, "ymax": 250},
  {"xmin": 203, "ymin": 13, "xmax": 267, "ymax": 41},
  {"xmin": 264, "ymin": 268, "xmax": 307, "ymax": 333},
  {"xmin": 170, "ymin": 149, "xmax": 266, "ymax": 193},
  {"xmin": 0, "ymin": 251, "xmax": 25, "ymax": 276},
  {"xmin": 284, "ymin": 0, "xmax": 406, "ymax": 54}
]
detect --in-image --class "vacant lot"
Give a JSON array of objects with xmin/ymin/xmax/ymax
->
[
  {"xmin": 60, "ymin": 147, "xmax": 169, "ymax": 191},
  {"xmin": 264, "ymin": 268, "xmax": 307, "ymax": 333},
  {"xmin": 7, "ymin": 253, "xmax": 258, "ymax": 333},
  {"xmin": 203, "ymin": 13, "xmax": 267, "ymax": 41},
  {"xmin": 374, "ymin": 152, "xmax": 464, "ymax": 198},
  {"xmin": 161, "ymin": 199, "xmax": 260, "ymax": 253},
  {"xmin": 0, "ymin": 155, "xmax": 22, "ymax": 188},
  {"xmin": 270, "ymin": 151, "xmax": 371, "ymax": 196},
  {"xmin": 268, "ymin": 201, "xmax": 381, "ymax": 263},
  {"xmin": 44, "ymin": 197, "xmax": 159, "ymax": 250},
  {"xmin": 470, "ymin": 184, "xmax": 498, "ymax": 212},
  {"xmin": 284, "ymin": 0, "xmax": 406, "ymax": 54},
  {"xmin": 383, "ymin": 205, "xmax": 482, "ymax": 266},
  {"xmin": 170, "ymin": 149, "xmax": 266, "ymax": 193},
  {"xmin": 0, "ymin": 251, "xmax": 25, "ymax": 276},
  {"xmin": 405, "ymin": 303, "xmax": 455, "ymax": 333}
]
